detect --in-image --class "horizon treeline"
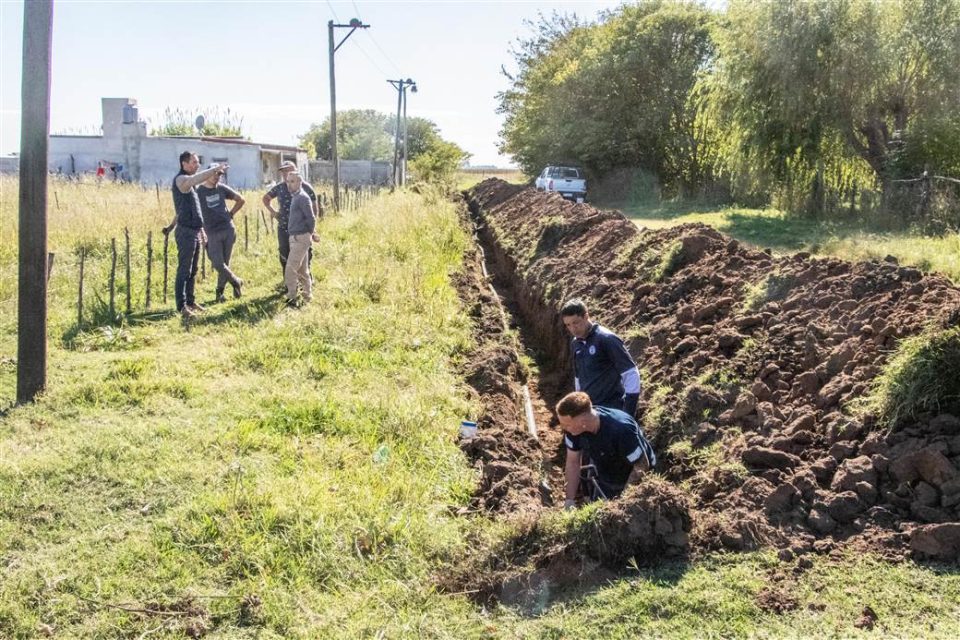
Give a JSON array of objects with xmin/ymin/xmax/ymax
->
[{"xmin": 498, "ymin": 0, "xmax": 960, "ymax": 223}]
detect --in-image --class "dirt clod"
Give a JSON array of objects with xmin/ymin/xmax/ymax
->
[{"xmin": 465, "ymin": 180, "xmax": 960, "ymax": 562}]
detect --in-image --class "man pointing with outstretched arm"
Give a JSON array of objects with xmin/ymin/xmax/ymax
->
[{"xmin": 162, "ymin": 151, "xmax": 228, "ymax": 318}]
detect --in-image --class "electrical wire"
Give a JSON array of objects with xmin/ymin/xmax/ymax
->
[{"xmin": 324, "ymin": 0, "xmax": 340, "ymax": 22}]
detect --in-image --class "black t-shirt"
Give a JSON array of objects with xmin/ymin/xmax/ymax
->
[
  {"xmin": 564, "ymin": 406, "xmax": 656, "ymax": 498},
  {"xmin": 572, "ymin": 324, "xmax": 637, "ymax": 410},
  {"xmin": 267, "ymin": 180, "xmax": 317, "ymax": 230},
  {"xmin": 196, "ymin": 183, "xmax": 240, "ymax": 232}
]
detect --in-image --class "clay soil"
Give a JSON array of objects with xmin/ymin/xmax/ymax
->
[{"xmin": 450, "ymin": 180, "xmax": 960, "ymax": 600}]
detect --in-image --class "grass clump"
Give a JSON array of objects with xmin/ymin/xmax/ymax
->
[
  {"xmin": 862, "ymin": 325, "xmax": 960, "ymax": 429},
  {"xmin": 652, "ymin": 240, "xmax": 684, "ymax": 282},
  {"xmin": 741, "ymin": 272, "xmax": 798, "ymax": 311}
]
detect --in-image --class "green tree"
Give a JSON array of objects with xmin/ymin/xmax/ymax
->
[
  {"xmin": 698, "ymin": 0, "xmax": 960, "ymax": 214},
  {"xmin": 498, "ymin": 2, "xmax": 715, "ymax": 196},
  {"xmin": 149, "ymin": 106, "xmax": 244, "ymax": 137},
  {"xmin": 299, "ymin": 109, "xmax": 393, "ymax": 161},
  {"xmin": 409, "ymin": 139, "xmax": 470, "ymax": 189},
  {"xmin": 299, "ymin": 111, "xmax": 445, "ymax": 163}
]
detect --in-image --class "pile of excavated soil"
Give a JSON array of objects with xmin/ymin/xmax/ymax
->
[{"xmin": 466, "ymin": 179, "xmax": 960, "ymax": 563}]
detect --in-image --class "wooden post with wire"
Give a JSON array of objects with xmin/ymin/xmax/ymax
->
[
  {"xmin": 124, "ymin": 227, "xmax": 132, "ymax": 314},
  {"xmin": 162, "ymin": 231, "xmax": 169, "ymax": 304},
  {"xmin": 109, "ymin": 238, "xmax": 117, "ymax": 318},
  {"xmin": 77, "ymin": 247, "xmax": 85, "ymax": 326},
  {"xmin": 145, "ymin": 231, "xmax": 153, "ymax": 310}
]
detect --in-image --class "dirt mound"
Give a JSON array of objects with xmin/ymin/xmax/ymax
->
[
  {"xmin": 466, "ymin": 178, "xmax": 960, "ymax": 561},
  {"xmin": 439, "ymin": 478, "xmax": 689, "ymax": 606}
]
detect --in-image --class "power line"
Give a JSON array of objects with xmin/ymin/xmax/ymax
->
[
  {"xmin": 349, "ymin": 0, "xmax": 403, "ymax": 77},
  {"xmin": 352, "ymin": 38, "xmax": 390, "ymax": 78},
  {"xmin": 363, "ymin": 30, "xmax": 403, "ymax": 76},
  {"xmin": 325, "ymin": 0, "xmax": 340, "ymax": 22}
]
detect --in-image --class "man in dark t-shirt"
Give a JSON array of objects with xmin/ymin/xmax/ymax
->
[
  {"xmin": 557, "ymin": 391, "xmax": 656, "ymax": 509},
  {"xmin": 262, "ymin": 161, "xmax": 320, "ymax": 281},
  {"xmin": 164, "ymin": 151, "xmax": 228, "ymax": 318},
  {"xmin": 197, "ymin": 166, "xmax": 245, "ymax": 302},
  {"xmin": 561, "ymin": 298, "xmax": 641, "ymax": 416}
]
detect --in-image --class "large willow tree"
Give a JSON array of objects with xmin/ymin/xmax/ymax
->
[{"xmin": 698, "ymin": 0, "xmax": 960, "ymax": 214}]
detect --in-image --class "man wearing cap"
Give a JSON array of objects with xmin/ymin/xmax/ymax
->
[
  {"xmin": 262, "ymin": 161, "xmax": 320, "ymax": 282},
  {"xmin": 197, "ymin": 164, "xmax": 245, "ymax": 303},
  {"xmin": 162, "ymin": 151, "xmax": 228, "ymax": 318}
]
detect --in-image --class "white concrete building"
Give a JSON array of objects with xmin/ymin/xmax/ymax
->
[{"xmin": 49, "ymin": 98, "xmax": 309, "ymax": 189}]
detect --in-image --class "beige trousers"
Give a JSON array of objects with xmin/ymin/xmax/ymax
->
[{"xmin": 284, "ymin": 233, "xmax": 313, "ymax": 301}]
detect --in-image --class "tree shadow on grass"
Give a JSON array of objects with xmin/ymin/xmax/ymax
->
[
  {"xmin": 717, "ymin": 212, "xmax": 839, "ymax": 253},
  {"xmin": 601, "ymin": 198, "xmax": 724, "ymax": 221}
]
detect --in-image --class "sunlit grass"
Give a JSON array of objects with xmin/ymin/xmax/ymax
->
[
  {"xmin": 609, "ymin": 198, "xmax": 960, "ymax": 281},
  {"xmin": 1, "ymin": 179, "xmax": 959, "ymax": 637}
]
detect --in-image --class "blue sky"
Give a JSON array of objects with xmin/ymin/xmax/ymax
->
[{"xmin": 0, "ymin": 0, "xmax": 630, "ymax": 166}]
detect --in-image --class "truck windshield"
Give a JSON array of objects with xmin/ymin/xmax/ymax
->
[{"xmin": 549, "ymin": 167, "xmax": 581, "ymax": 179}]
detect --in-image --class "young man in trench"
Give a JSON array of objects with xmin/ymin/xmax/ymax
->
[
  {"xmin": 561, "ymin": 298, "xmax": 642, "ymax": 416},
  {"xmin": 557, "ymin": 391, "xmax": 656, "ymax": 510}
]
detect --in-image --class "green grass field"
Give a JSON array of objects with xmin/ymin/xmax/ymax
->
[
  {"xmin": 0, "ymin": 179, "xmax": 959, "ymax": 638},
  {"xmin": 604, "ymin": 198, "xmax": 960, "ymax": 282}
]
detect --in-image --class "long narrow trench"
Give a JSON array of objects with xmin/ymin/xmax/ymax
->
[{"xmin": 466, "ymin": 201, "xmax": 573, "ymax": 507}]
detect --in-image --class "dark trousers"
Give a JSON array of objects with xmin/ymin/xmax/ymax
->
[
  {"xmin": 206, "ymin": 225, "xmax": 240, "ymax": 290},
  {"xmin": 175, "ymin": 226, "xmax": 201, "ymax": 311},
  {"xmin": 277, "ymin": 226, "xmax": 311, "ymax": 277}
]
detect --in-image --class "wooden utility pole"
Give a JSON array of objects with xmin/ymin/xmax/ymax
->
[
  {"xmin": 328, "ymin": 17, "xmax": 369, "ymax": 212},
  {"xmin": 17, "ymin": 0, "xmax": 54, "ymax": 404},
  {"xmin": 388, "ymin": 78, "xmax": 416, "ymax": 188}
]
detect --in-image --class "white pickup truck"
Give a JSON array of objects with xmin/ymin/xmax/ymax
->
[{"xmin": 535, "ymin": 166, "xmax": 587, "ymax": 202}]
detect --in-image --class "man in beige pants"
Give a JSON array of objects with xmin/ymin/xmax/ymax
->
[{"xmin": 283, "ymin": 172, "xmax": 318, "ymax": 306}]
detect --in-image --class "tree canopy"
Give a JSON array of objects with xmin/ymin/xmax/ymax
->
[
  {"xmin": 299, "ymin": 110, "xmax": 446, "ymax": 163},
  {"xmin": 498, "ymin": 0, "xmax": 960, "ymax": 218}
]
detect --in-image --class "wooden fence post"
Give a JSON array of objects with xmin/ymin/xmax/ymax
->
[
  {"xmin": 77, "ymin": 247, "xmax": 85, "ymax": 325},
  {"xmin": 256, "ymin": 210, "xmax": 260, "ymax": 243},
  {"xmin": 124, "ymin": 227, "xmax": 131, "ymax": 314},
  {"xmin": 260, "ymin": 209, "xmax": 269, "ymax": 237},
  {"xmin": 145, "ymin": 231, "xmax": 153, "ymax": 310},
  {"xmin": 109, "ymin": 237, "xmax": 117, "ymax": 318},
  {"xmin": 244, "ymin": 214, "xmax": 249, "ymax": 253},
  {"xmin": 155, "ymin": 182, "xmax": 160, "ymax": 204},
  {"xmin": 162, "ymin": 232, "xmax": 169, "ymax": 304},
  {"xmin": 46, "ymin": 252, "xmax": 54, "ymax": 283}
]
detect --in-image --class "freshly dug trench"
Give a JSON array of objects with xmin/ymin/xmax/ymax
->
[
  {"xmin": 453, "ymin": 206, "xmax": 544, "ymax": 514},
  {"xmin": 467, "ymin": 179, "xmax": 960, "ymax": 561}
]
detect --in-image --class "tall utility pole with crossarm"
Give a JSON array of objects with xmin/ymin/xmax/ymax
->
[
  {"xmin": 328, "ymin": 17, "xmax": 369, "ymax": 212},
  {"xmin": 388, "ymin": 78, "xmax": 416, "ymax": 189}
]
